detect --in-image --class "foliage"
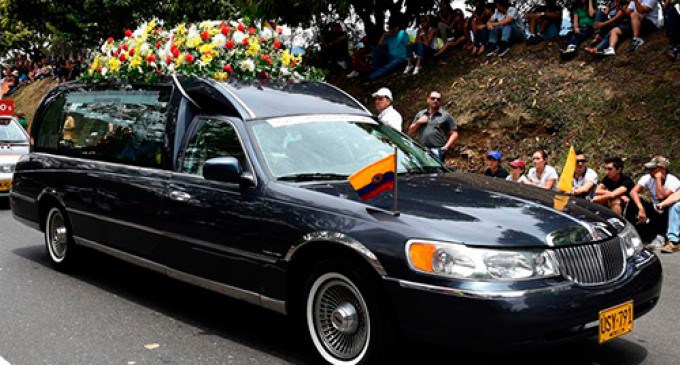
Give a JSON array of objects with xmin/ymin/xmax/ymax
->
[{"xmin": 79, "ymin": 18, "xmax": 325, "ymax": 84}]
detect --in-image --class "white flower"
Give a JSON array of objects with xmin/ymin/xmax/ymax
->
[
  {"xmin": 140, "ymin": 42, "xmax": 150, "ymax": 55},
  {"xmin": 167, "ymin": 63, "xmax": 175, "ymax": 72},
  {"xmin": 280, "ymin": 66, "xmax": 291, "ymax": 76},
  {"xmin": 157, "ymin": 49, "xmax": 168, "ymax": 63},
  {"xmin": 212, "ymin": 34, "xmax": 227, "ymax": 48},
  {"xmin": 187, "ymin": 24, "xmax": 199, "ymax": 40},
  {"xmin": 260, "ymin": 27, "xmax": 273, "ymax": 41},
  {"xmin": 101, "ymin": 67, "xmax": 108, "ymax": 76},
  {"xmin": 232, "ymin": 31, "xmax": 246, "ymax": 44},
  {"xmin": 240, "ymin": 58, "xmax": 255, "ymax": 72},
  {"xmin": 281, "ymin": 26, "xmax": 292, "ymax": 38}
]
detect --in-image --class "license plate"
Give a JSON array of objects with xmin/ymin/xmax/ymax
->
[
  {"xmin": 598, "ymin": 300, "xmax": 634, "ymax": 344},
  {"xmin": 0, "ymin": 180, "xmax": 11, "ymax": 192}
]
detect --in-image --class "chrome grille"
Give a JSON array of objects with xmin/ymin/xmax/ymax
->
[{"xmin": 554, "ymin": 238, "xmax": 625, "ymax": 286}]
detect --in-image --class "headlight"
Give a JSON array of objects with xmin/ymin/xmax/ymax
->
[
  {"xmin": 406, "ymin": 240, "xmax": 560, "ymax": 281},
  {"xmin": 619, "ymin": 223, "xmax": 643, "ymax": 258},
  {"xmin": 0, "ymin": 165, "xmax": 14, "ymax": 173}
]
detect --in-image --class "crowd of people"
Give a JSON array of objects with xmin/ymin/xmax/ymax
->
[
  {"xmin": 320, "ymin": 0, "xmax": 680, "ymax": 80},
  {"xmin": 372, "ymin": 86, "xmax": 680, "ymax": 254},
  {"xmin": 0, "ymin": 55, "xmax": 83, "ymax": 99}
]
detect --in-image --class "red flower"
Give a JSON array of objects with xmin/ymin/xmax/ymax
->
[
  {"xmin": 166, "ymin": 55, "xmax": 173, "ymax": 64},
  {"xmin": 124, "ymin": 29, "xmax": 133, "ymax": 37},
  {"xmin": 107, "ymin": 37, "xmax": 114, "ymax": 43},
  {"xmin": 171, "ymin": 47, "xmax": 180, "ymax": 58},
  {"xmin": 129, "ymin": 48, "xmax": 135, "ymax": 56},
  {"xmin": 242, "ymin": 37, "xmax": 249, "ymax": 46},
  {"xmin": 248, "ymin": 27, "xmax": 257, "ymax": 35},
  {"xmin": 221, "ymin": 26, "xmax": 230, "ymax": 35},
  {"xmin": 122, "ymin": 44, "xmax": 128, "ymax": 51},
  {"xmin": 201, "ymin": 31, "xmax": 210, "ymax": 41},
  {"xmin": 261, "ymin": 54, "xmax": 272, "ymax": 65},
  {"xmin": 237, "ymin": 24, "xmax": 245, "ymax": 32},
  {"xmin": 119, "ymin": 53, "xmax": 127, "ymax": 62},
  {"xmin": 260, "ymin": 71, "xmax": 269, "ymax": 79},
  {"xmin": 225, "ymin": 40, "xmax": 235, "ymax": 50},
  {"xmin": 146, "ymin": 54, "xmax": 156, "ymax": 63},
  {"xmin": 290, "ymin": 60, "xmax": 296, "ymax": 68},
  {"xmin": 185, "ymin": 53, "xmax": 194, "ymax": 63},
  {"xmin": 223, "ymin": 64, "xmax": 233, "ymax": 73},
  {"xmin": 273, "ymin": 41, "xmax": 281, "ymax": 50},
  {"xmin": 156, "ymin": 41, "xmax": 163, "ymax": 48},
  {"xmin": 113, "ymin": 50, "xmax": 119, "ymax": 57}
]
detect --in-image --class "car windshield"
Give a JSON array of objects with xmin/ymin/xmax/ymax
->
[
  {"xmin": 248, "ymin": 115, "xmax": 446, "ymax": 180},
  {"xmin": 0, "ymin": 118, "xmax": 28, "ymax": 143}
]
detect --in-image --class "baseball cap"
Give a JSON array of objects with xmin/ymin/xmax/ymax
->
[
  {"xmin": 509, "ymin": 159, "xmax": 526, "ymax": 170},
  {"xmin": 486, "ymin": 150, "xmax": 502, "ymax": 161},
  {"xmin": 372, "ymin": 87, "xmax": 393, "ymax": 100},
  {"xmin": 644, "ymin": 156, "xmax": 670, "ymax": 170}
]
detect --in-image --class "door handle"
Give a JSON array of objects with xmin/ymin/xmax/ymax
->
[{"xmin": 169, "ymin": 190, "xmax": 192, "ymax": 202}]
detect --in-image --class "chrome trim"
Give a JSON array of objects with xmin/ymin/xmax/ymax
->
[
  {"xmin": 9, "ymin": 191, "xmax": 36, "ymax": 204},
  {"xmin": 216, "ymin": 83, "xmax": 256, "ymax": 118},
  {"xmin": 635, "ymin": 251, "xmax": 657, "ymax": 269},
  {"xmin": 284, "ymin": 231, "xmax": 387, "ymax": 277},
  {"xmin": 30, "ymin": 153, "xmax": 166, "ymax": 174},
  {"xmin": 74, "ymin": 236, "xmax": 286, "ymax": 315},
  {"xmin": 266, "ymin": 114, "xmax": 377, "ymax": 126},
  {"xmin": 66, "ymin": 207, "xmax": 278, "ymax": 264},
  {"xmin": 171, "ymin": 73, "xmax": 202, "ymax": 111},
  {"xmin": 394, "ymin": 278, "xmax": 573, "ymax": 299}
]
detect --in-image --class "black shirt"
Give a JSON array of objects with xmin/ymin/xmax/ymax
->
[
  {"xmin": 485, "ymin": 166, "xmax": 509, "ymax": 179},
  {"xmin": 602, "ymin": 174, "xmax": 635, "ymax": 198}
]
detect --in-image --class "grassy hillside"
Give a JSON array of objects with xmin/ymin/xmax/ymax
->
[{"xmin": 10, "ymin": 32, "xmax": 680, "ymax": 180}]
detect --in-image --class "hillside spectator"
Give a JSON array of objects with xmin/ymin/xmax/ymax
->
[
  {"xmin": 484, "ymin": 150, "xmax": 509, "ymax": 178},
  {"xmin": 368, "ymin": 19, "xmax": 410, "ymax": 80},
  {"xmin": 404, "ymin": 16, "xmax": 438, "ymax": 75},
  {"xmin": 655, "ymin": 189, "xmax": 680, "ymax": 252},
  {"xmin": 524, "ymin": 0, "xmax": 564, "ymax": 45},
  {"xmin": 16, "ymin": 111, "xmax": 28, "ymax": 131},
  {"xmin": 571, "ymin": 150, "xmax": 599, "ymax": 198},
  {"xmin": 318, "ymin": 22, "xmax": 350, "ymax": 69},
  {"xmin": 506, "ymin": 158, "xmax": 529, "ymax": 183},
  {"xmin": 372, "ymin": 87, "xmax": 403, "ymax": 131},
  {"xmin": 561, "ymin": 0, "xmax": 597, "ymax": 58},
  {"xmin": 437, "ymin": 0, "xmax": 456, "ymax": 40},
  {"xmin": 346, "ymin": 35, "xmax": 377, "ymax": 78},
  {"xmin": 485, "ymin": 0, "xmax": 525, "ymax": 57},
  {"xmin": 629, "ymin": 156, "xmax": 680, "ymax": 247},
  {"xmin": 470, "ymin": 2, "xmax": 495, "ymax": 55},
  {"xmin": 663, "ymin": 0, "xmax": 680, "ymax": 60},
  {"xmin": 435, "ymin": 9, "xmax": 468, "ymax": 56},
  {"xmin": 592, "ymin": 157, "xmax": 635, "ymax": 215},
  {"xmin": 601, "ymin": 0, "xmax": 660, "ymax": 56},
  {"xmin": 585, "ymin": 0, "xmax": 629, "ymax": 54},
  {"xmin": 407, "ymin": 90, "xmax": 458, "ymax": 161},
  {"xmin": 526, "ymin": 149, "xmax": 559, "ymax": 190}
]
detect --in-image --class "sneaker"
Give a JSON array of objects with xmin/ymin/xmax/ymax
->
[
  {"xmin": 565, "ymin": 44, "xmax": 577, "ymax": 52},
  {"xmin": 660, "ymin": 242, "xmax": 680, "ymax": 253},
  {"xmin": 403, "ymin": 65, "xmax": 413, "ymax": 74},
  {"xmin": 526, "ymin": 35, "xmax": 542, "ymax": 46},
  {"xmin": 627, "ymin": 37, "xmax": 644, "ymax": 53},
  {"xmin": 646, "ymin": 235, "xmax": 666, "ymax": 250},
  {"xmin": 485, "ymin": 46, "xmax": 498, "ymax": 57},
  {"xmin": 412, "ymin": 66, "xmax": 421, "ymax": 75},
  {"xmin": 337, "ymin": 60, "xmax": 348, "ymax": 69},
  {"xmin": 498, "ymin": 46, "xmax": 510, "ymax": 57},
  {"xmin": 346, "ymin": 70, "xmax": 360, "ymax": 78},
  {"xmin": 603, "ymin": 47, "xmax": 616, "ymax": 56}
]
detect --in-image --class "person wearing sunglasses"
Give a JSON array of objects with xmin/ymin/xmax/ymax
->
[
  {"xmin": 592, "ymin": 157, "xmax": 635, "ymax": 216},
  {"xmin": 571, "ymin": 150, "xmax": 599, "ymax": 198},
  {"xmin": 407, "ymin": 91, "xmax": 458, "ymax": 162}
]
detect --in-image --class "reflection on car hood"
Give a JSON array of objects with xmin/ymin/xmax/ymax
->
[
  {"xmin": 302, "ymin": 172, "xmax": 621, "ymax": 248},
  {"xmin": 0, "ymin": 154, "xmax": 22, "ymax": 164}
]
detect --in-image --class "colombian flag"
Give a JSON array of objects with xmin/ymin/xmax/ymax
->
[
  {"xmin": 557, "ymin": 146, "xmax": 577, "ymax": 193},
  {"xmin": 349, "ymin": 154, "xmax": 396, "ymax": 201}
]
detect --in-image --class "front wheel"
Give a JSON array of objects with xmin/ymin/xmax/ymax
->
[
  {"xmin": 303, "ymin": 262, "xmax": 394, "ymax": 365},
  {"xmin": 44, "ymin": 206, "xmax": 77, "ymax": 270}
]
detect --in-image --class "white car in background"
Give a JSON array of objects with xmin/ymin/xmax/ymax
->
[{"xmin": 0, "ymin": 116, "xmax": 29, "ymax": 197}]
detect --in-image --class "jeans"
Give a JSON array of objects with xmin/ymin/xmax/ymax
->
[
  {"xmin": 369, "ymin": 46, "xmax": 406, "ymax": 80},
  {"xmin": 474, "ymin": 29, "xmax": 489, "ymax": 46},
  {"xmin": 668, "ymin": 203, "xmax": 680, "ymax": 243},
  {"xmin": 541, "ymin": 23, "xmax": 560, "ymax": 39},
  {"xmin": 625, "ymin": 200, "xmax": 669, "ymax": 242},
  {"xmin": 429, "ymin": 147, "xmax": 445, "ymax": 162},
  {"xmin": 489, "ymin": 24, "xmax": 524, "ymax": 45},
  {"xmin": 568, "ymin": 26, "xmax": 594, "ymax": 47},
  {"xmin": 665, "ymin": 5, "xmax": 680, "ymax": 49},
  {"xmin": 407, "ymin": 42, "xmax": 435, "ymax": 60}
]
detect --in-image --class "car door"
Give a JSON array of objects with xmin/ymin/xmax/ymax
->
[{"xmin": 159, "ymin": 117, "xmax": 265, "ymax": 294}]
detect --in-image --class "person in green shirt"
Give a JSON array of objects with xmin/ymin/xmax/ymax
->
[
  {"xmin": 16, "ymin": 111, "xmax": 28, "ymax": 131},
  {"xmin": 561, "ymin": 0, "xmax": 597, "ymax": 59}
]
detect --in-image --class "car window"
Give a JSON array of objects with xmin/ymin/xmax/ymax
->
[
  {"xmin": 0, "ymin": 119, "xmax": 28, "ymax": 142},
  {"xmin": 180, "ymin": 119, "xmax": 247, "ymax": 176},
  {"xmin": 35, "ymin": 94, "xmax": 67, "ymax": 150}
]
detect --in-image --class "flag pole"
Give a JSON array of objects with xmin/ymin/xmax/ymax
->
[{"xmin": 393, "ymin": 145, "xmax": 400, "ymax": 216}]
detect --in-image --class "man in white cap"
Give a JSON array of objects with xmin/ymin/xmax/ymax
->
[{"xmin": 372, "ymin": 87, "xmax": 403, "ymax": 132}]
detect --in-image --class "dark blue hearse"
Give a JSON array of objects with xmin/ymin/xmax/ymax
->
[{"xmin": 10, "ymin": 76, "xmax": 661, "ymax": 365}]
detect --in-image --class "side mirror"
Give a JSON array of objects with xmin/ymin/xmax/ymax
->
[{"xmin": 203, "ymin": 157, "xmax": 245, "ymax": 184}]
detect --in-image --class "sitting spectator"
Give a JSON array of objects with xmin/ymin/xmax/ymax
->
[
  {"xmin": 485, "ymin": 0, "xmax": 525, "ymax": 57},
  {"xmin": 346, "ymin": 35, "xmax": 377, "ymax": 78},
  {"xmin": 16, "ymin": 111, "xmax": 28, "ymax": 131},
  {"xmin": 663, "ymin": 0, "xmax": 680, "ymax": 60},
  {"xmin": 570, "ymin": 150, "xmax": 599, "ymax": 198},
  {"xmin": 372, "ymin": 87, "xmax": 403, "ymax": 131},
  {"xmin": 470, "ymin": 2, "xmax": 495, "ymax": 55},
  {"xmin": 367, "ymin": 19, "xmax": 410, "ymax": 80},
  {"xmin": 592, "ymin": 157, "xmax": 635, "ymax": 215},
  {"xmin": 435, "ymin": 9, "xmax": 468, "ymax": 56},
  {"xmin": 318, "ymin": 22, "xmax": 350, "ymax": 70},
  {"xmin": 600, "ymin": 0, "xmax": 660, "ymax": 56},
  {"xmin": 437, "ymin": 0, "xmax": 456, "ymax": 41},
  {"xmin": 591, "ymin": 0, "xmax": 627, "ymax": 46},
  {"xmin": 484, "ymin": 150, "xmax": 509, "ymax": 178},
  {"xmin": 561, "ymin": 0, "xmax": 597, "ymax": 58},
  {"xmin": 404, "ymin": 16, "xmax": 439, "ymax": 75},
  {"xmin": 655, "ymin": 189, "xmax": 680, "ymax": 252},
  {"xmin": 524, "ymin": 0, "xmax": 564, "ymax": 45},
  {"xmin": 526, "ymin": 149, "xmax": 559, "ymax": 190},
  {"xmin": 506, "ymin": 158, "xmax": 529, "ymax": 183},
  {"xmin": 629, "ymin": 156, "xmax": 680, "ymax": 248}
]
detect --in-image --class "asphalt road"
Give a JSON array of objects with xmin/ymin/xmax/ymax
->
[{"xmin": 0, "ymin": 202, "xmax": 679, "ymax": 365}]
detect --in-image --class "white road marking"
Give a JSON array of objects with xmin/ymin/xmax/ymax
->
[{"xmin": 0, "ymin": 355, "xmax": 11, "ymax": 365}]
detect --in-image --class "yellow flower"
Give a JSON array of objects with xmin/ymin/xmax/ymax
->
[
  {"xmin": 89, "ymin": 56, "xmax": 100, "ymax": 71},
  {"xmin": 175, "ymin": 53, "xmax": 184, "ymax": 66},
  {"xmin": 109, "ymin": 58, "xmax": 120, "ymax": 72},
  {"xmin": 176, "ymin": 24, "xmax": 186, "ymax": 35},
  {"xmin": 146, "ymin": 19, "xmax": 157, "ymax": 34},
  {"xmin": 213, "ymin": 72, "xmax": 228, "ymax": 81},
  {"xmin": 199, "ymin": 43, "xmax": 215, "ymax": 54},
  {"xmin": 130, "ymin": 55, "xmax": 142, "ymax": 68},
  {"xmin": 186, "ymin": 36, "xmax": 202, "ymax": 48},
  {"xmin": 281, "ymin": 50, "xmax": 292, "ymax": 67},
  {"xmin": 245, "ymin": 40, "xmax": 260, "ymax": 56}
]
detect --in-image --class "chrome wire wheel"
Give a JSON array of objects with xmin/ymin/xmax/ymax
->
[
  {"xmin": 307, "ymin": 272, "xmax": 370, "ymax": 365},
  {"xmin": 46, "ymin": 207, "xmax": 69, "ymax": 263}
]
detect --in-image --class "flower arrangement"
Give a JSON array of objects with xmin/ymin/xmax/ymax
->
[{"xmin": 80, "ymin": 18, "xmax": 325, "ymax": 84}]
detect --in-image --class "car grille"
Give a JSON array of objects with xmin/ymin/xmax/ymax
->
[{"xmin": 554, "ymin": 238, "xmax": 625, "ymax": 286}]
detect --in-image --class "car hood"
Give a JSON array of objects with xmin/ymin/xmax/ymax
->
[
  {"xmin": 302, "ymin": 172, "xmax": 622, "ymax": 248},
  {"xmin": 0, "ymin": 154, "xmax": 22, "ymax": 164}
]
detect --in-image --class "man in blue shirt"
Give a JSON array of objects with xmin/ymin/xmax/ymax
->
[{"xmin": 369, "ymin": 19, "xmax": 410, "ymax": 80}]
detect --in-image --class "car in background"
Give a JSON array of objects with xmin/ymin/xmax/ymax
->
[{"xmin": 0, "ymin": 116, "xmax": 29, "ymax": 197}]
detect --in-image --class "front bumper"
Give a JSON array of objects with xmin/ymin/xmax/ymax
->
[{"xmin": 384, "ymin": 251, "xmax": 662, "ymax": 350}]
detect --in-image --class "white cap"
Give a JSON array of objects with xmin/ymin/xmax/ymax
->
[{"xmin": 372, "ymin": 87, "xmax": 393, "ymax": 100}]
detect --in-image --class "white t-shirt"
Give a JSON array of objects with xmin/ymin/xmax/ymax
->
[
  {"xmin": 637, "ymin": 173, "xmax": 680, "ymax": 205},
  {"xmin": 527, "ymin": 165, "xmax": 559, "ymax": 189},
  {"xmin": 378, "ymin": 105, "xmax": 403, "ymax": 132},
  {"xmin": 573, "ymin": 168, "xmax": 598, "ymax": 191},
  {"xmin": 492, "ymin": 7, "xmax": 523, "ymax": 29},
  {"xmin": 628, "ymin": 0, "xmax": 659, "ymax": 27},
  {"xmin": 506, "ymin": 174, "xmax": 529, "ymax": 184}
]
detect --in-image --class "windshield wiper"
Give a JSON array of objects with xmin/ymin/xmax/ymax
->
[{"xmin": 278, "ymin": 173, "xmax": 350, "ymax": 182}]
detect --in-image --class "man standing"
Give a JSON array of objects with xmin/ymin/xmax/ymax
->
[
  {"xmin": 372, "ymin": 87, "xmax": 403, "ymax": 132},
  {"xmin": 592, "ymin": 157, "xmax": 635, "ymax": 216},
  {"xmin": 484, "ymin": 150, "xmax": 509, "ymax": 178},
  {"xmin": 571, "ymin": 150, "xmax": 598, "ymax": 198},
  {"xmin": 408, "ymin": 91, "xmax": 458, "ymax": 161},
  {"xmin": 629, "ymin": 156, "xmax": 680, "ymax": 247}
]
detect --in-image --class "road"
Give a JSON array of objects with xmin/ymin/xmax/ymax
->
[{"xmin": 0, "ymin": 202, "xmax": 679, "ymax": 365}]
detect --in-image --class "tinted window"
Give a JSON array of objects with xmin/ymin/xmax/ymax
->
[
  {"xmin": 181, "ymin": 119, "xmax": 246, "ymax": 176},
  {"xmin": 36, "ymin": 94, "xmax": 67, "ymax": 150}
]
